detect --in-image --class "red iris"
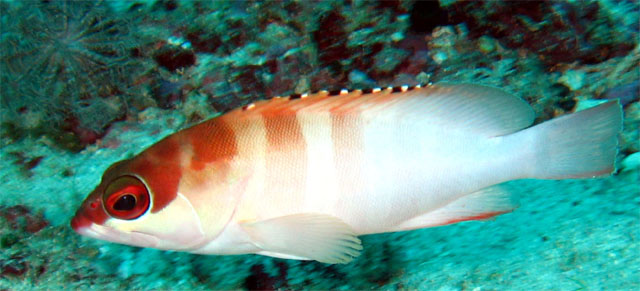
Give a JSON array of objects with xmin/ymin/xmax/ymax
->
[{"xmin": 103, "ymin": 176, "xmax": 150, "ymax": 220}]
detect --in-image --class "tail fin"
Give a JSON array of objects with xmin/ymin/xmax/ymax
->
[{"xmin": 527, "ymin": 101, "xmax": 622, "ymax": 179}]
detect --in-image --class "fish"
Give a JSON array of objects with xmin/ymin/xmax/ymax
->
[{"xmin": 71, "ymin": 83, "xmax": 622, "ymax": 264}]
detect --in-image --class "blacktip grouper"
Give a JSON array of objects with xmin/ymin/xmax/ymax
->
[{"xmin": 71, "ymin": 83, "xmax": 622, "ymax": 264}]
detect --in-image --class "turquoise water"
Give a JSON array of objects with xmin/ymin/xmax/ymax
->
[{"xmin": 1, "ymin": 1, "xmax": 638, "ymax": 290}]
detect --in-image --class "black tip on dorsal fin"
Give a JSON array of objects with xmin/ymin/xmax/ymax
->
[
  {"xmin": 277, "ymin": 83, "xmax": 428, "ymax": 101},
  {"xmin": 352, "ymin": 85, "xmax": 414, "ymax": 94},
  {"xmin": 328, "ymin": 89, "xmax": 342, "ymax": 96},
  {"xmin": 242, "ymin": 103, "xmax": 256, "ymax": 111},
  {"xmin": 289, "ymin": 93, "xmax": 302, "ymax": 100}
]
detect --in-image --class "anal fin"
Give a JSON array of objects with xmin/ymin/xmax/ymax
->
[
  {"xmin": 396, "ymin": 185, "xmax": 517, "ymax": 231},
  {"xmin": 240, "ymin": 213, "xmax": 362, "ymax": 264}
]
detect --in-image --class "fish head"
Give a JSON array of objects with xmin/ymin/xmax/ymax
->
[{"xmin": 71, "ymin": 156, "xmax": 209, "ymax": 251}]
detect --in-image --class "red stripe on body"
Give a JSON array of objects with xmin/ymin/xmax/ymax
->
[
  {"xmin": 262, "ymin": 107, "xmax": 307, "ymax": 205},
  {"xmin": 264, "ymin": 114, "xmax": 304, "ymax": 152},
  {"xmin": 331, "ymin": 110, "xmax": 366, "ymax": 213}
]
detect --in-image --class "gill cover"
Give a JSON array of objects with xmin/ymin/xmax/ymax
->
[{"xmin": 73, "ymin": 172, "xmax": 209, "ymax": 251}]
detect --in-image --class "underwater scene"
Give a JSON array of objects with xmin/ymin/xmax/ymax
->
[{"xmin": 1, "ymin": 0, "xmax": 639, "ymax": 290}]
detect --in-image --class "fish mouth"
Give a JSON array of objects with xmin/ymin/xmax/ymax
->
[
  {"xmin": 71, "ymin": 216, "xmax": 160, "ymax": 248},
  {"xmin": 71, "ymin": 214, "xmax": 92, "ymax": 231}
]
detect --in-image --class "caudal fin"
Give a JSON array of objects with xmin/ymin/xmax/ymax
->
[{"xmin": 527, "ymin": 101, "xmax": 622, "ymax": 179}]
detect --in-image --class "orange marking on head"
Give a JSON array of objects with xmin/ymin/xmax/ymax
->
[{"xmin": 130, "ymin": 136, "xmax": 182, "ymax": 213}]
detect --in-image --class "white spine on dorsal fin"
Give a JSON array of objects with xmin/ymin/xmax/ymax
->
[
  {"xmin": 301, "ymin": 93, "xmax": 309, "ymax": 98},
  {"xmin": 340, "ymin": 89, "xmax": 349, "ymax": 95},
  {"xmin": 372, "ymin": 88, "xmax": 381, "ymax": 93},
  {"xmin": 401, "ymin": 85, "xmax": 409, "ymax": 92}
]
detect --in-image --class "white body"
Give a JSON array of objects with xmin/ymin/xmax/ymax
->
[{"xmin": 73, "ymin": 84, "xmax": 621, "ymax": 264}]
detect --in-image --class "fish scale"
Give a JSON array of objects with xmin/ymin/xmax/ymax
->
[{"xmin": 72, "ymin": 83, "xmax": 622, "ymax": 264}]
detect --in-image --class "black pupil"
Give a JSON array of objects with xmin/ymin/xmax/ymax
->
[{"xmin": 113, "ymin": 194, "xmax": 136, "ymax": 211}]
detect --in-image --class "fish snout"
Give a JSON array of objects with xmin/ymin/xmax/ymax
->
[
  {"xmin": 70, "ymin": 214, "xmax": 92, "ymax": 232},
  {"xmin": 71, "ymin": 196, "xmax": 109, "ymax": 233}
]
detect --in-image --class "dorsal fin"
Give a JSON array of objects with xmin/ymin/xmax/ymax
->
[
  {"xmin": 222, "ymin": 83, "xmax": 535, "ymax": 137},
  {"xmin": 228, "ymin": 85, "xmax": 420, "ymax": 116}
]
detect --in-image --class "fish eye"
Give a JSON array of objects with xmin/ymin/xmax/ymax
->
[
  {"xmin": 103, "ymin": 176, "xmax": 150, "ymax": 220},
  {"xmin": 113, "ymin": 194, "xmax": 136, "ymax": 211}
]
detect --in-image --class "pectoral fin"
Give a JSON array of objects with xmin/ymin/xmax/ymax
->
[{"xmin": 240, "ymin": 213, "xmax": 362, "ymax": 264}]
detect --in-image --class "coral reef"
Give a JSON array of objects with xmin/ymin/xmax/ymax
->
[
  {"xmin": 0, "ymin": 0, "xmax": 154, "ymax": 150},
  {"xmin": 446, "ymin": 0, "xmax": 637, "ymax": 66}
]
